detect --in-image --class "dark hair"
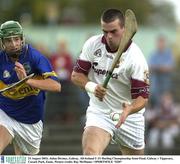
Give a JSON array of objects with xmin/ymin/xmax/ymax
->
[{"xmin": 101, "ymin": 9, "xmax": 125, "ymax": 27}]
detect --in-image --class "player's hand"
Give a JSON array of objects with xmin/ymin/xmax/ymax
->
[
  {"xmin": 94, "ymin": 84, "xmax": 107, "ymax": 101},
  {"xmin": 14, "ymin": 61, "xmax": 27, "ymax": 80},
  {"xmin": 115, "ymin": 102, "xmax": 132, "ymax": 128}
]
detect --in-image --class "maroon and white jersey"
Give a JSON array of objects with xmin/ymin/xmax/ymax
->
[{"xmin": 74, "ymin": 34, "xmax": 149, "ymax": 114}]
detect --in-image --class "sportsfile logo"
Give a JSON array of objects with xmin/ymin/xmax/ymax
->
[
  {"xmin": 0, "ymin": 156, "xmax": 4, "ymax": 163},
  {"xmin": 4, "ymin": 156, "xmax": 26, "ymax": 164}
]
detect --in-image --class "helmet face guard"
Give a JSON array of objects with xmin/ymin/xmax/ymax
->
[{"xmin": 0, "ymin": 20, "xmax": 24, "ymax": 57}]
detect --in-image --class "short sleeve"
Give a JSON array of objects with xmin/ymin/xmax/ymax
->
[
  {"xmin": 131, "ymin": 54, "xmax": 150, "ymax": 99},
  {"xmin": 79, "ymin": 37, "xmax": 94, "ymax": 62},
  {"xmin": 73, "ymin": 37, "xmax": 95, "ymax": 74},
  {"xmin": 33, "ymin": 51, "xmax": 58, "ymax": 81}
]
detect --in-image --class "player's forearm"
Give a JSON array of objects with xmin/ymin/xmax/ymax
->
[
  {"xmin": 71, "ymin": 71, "xmax": 89, "ymax": 89},
  {"xmin": 26, "ymin": 78, "xmax": 61, "ymax": 92},
  {"xmin": 128, "ymin": 96, "xmax": 148, "ymax": 114}
]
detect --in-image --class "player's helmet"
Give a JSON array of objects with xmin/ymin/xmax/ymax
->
[
  {"xmin": 0, "ymin": 20, "xmax": 23, "ymax": 39},
  {"xmin": 0, "ymin": 21, "xmax": 25, "ymax": 57}
]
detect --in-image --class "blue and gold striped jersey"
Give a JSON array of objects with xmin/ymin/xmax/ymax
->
[{"xmin": 0, "ymin": 44, "xmax": 58, "ymax": 124}]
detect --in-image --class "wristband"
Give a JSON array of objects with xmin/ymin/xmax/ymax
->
[{"xmin": 85, "ymin": 81, "xmax": 97, "ymax": 93}]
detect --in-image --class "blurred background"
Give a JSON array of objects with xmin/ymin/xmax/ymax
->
[{"xmin": 1, "ymin": 0, "xmax": 180, "ymax": 155}]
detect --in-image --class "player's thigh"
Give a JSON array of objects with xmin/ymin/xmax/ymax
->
[
  {"xmin": 82, "ymin": 126, "xmax": 111, "ymax": 155},
  {"xmin": 0, "ymin": 125, "xmax": 13, "ymax": 153},
  {"xmin": 121, "ymin": 145, "xmax": 144, "ymax": 155}
]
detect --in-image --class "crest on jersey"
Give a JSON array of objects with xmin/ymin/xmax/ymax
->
[
  {"xmin": 144, "ymin": 70, "xmax": 149, "ymax": 85},
  {"xmin": 3, "ymin": 70, "xmax": 10, "ymax": 78},
  {"xmin": 94, "ymin": 49, "xmax": 102, "ymax": 57},
  {"xmin": 23, "ymin": 62, "xmax": 31, "ymax": 74}
]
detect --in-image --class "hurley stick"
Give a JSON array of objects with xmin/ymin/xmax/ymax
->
[{"xmin": 103, "ymin": 9, "xmax": 138, "ymax": 88}]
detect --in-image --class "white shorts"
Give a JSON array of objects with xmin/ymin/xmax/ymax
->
[
  {"xmin": 0, "ymin": 109, "xmax": 43, "ymax": 154},
  {"xmin": 85, "ymin": 108, "xmax": 145, "ymax": 150}
]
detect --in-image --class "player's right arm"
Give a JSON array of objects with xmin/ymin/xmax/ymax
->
[
  {"xmin": 72, "ymin": 36, "xmax": 106, "ymax": 101},
  {"xmin": 71, "ymin": 71, "xmax": 88, "ymax": 89},
  {"xmin": 71, "ymin": 70, "xmax": 106, "ymax": 101},
  {"xmin": 15, "ymin": 61, "xmax": 61, "ymax": 92}
]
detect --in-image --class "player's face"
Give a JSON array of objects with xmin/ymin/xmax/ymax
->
[
  {"xmin": 2, "ymin": 36, "xmax": 23, "ymax": 55},
  {"xmin": 101, "ymin": 19, "xmax": 124, "ymax": 51}
]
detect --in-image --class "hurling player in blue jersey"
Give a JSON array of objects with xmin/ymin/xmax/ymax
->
[{"xmin": 0, "ymin": 20, "xmax": 61, "ymax": 155}]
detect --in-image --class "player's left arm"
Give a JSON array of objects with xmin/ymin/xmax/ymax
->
[
  {"xmin": 115, "ymin": 96, "xmax": 148, "ymax": 128},
  {"xmin": 26, "ymin": 77, "xmax": 61, "ymax": 92},
  {"xmin": 116, "ymin": 50, "xmax": 149, "ymax": 128},
  {"xmin": 15, "ymin": 59, "xmax": 61, "ymax": 92}
]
